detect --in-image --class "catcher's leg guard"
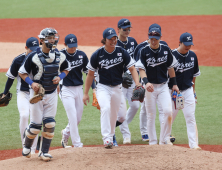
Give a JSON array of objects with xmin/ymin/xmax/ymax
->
[
  {"xmin": 23, "ymin": 123, "xmax": 42, "ymax": 157},
  {"xmin": 41, "ymin": 117, "xmax": 56, "ymax": 153},
  {"xmin": 24, "ymin": 123, "xmax": 42, "ymax": 148}
]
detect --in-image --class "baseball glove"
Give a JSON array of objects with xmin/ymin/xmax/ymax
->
[
  {"xmin": 30, "ymin": 85, "xmax": 45, "ymax": 104},
  {"xmin": 92, "ymin": 92, "xmax": 100, "ymax": 110},
  {"xmin": 131, "ymin": 85, "xmax": 145, "ymax": 103},
  {"xmin": 122, "ymin": 72, "xmax": 133, "ymax": 88},
  {"xmin": 172, "ymin": 91, "xmax": 184, "ymax": 110},
  {"xmin": 0, "ymin": 92, "xmax": 12, "ymax": 107}
]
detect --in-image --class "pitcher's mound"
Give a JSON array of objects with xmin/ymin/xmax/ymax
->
[{"xmin": 1, "ymin": 145, "xmax": 222, "ymax": 170}]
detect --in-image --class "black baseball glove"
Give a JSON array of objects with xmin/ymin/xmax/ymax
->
[
  {"xmin": 122, "ymin": 72, "xmax": 133, "ymax": 88},
  {"xmin": 0, "ymin": 92, "xmax": 12, "ymax": 107},
  {"xmin": 131, "ymin": 85, "xmax": 145, "ymax": 103}
]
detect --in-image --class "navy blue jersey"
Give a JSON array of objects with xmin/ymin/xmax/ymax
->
[
  {"xmin": 6, "ymin": 53, "xmax": 29, "ymax": 92},
  {"xmin": 117, "ymin": 37, "xmax": 138, "ymax": 60},
  {"xmin": 87, "ymin": 46, "xmax": 135, "ymax": 86},
  {"xmin": 19, "ymin": 48, "xmax": 70, "ymax": 94},
  {"xmin": 170, "ymin": 49, "xmax": 200, "ymax": 90},
  {"xmin": 134, "ymin": 40, "xmax": 168, "ymax": 61},
  {"xmin": 60, "ymin": 48, "xmax": 88, "ymax": 86},
  {"xmin": 136, "ymin": 44, "xmax": 178, "ymax": 84}
]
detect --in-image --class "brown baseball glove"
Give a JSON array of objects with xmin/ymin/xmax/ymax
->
[
  {"xmin": 92, "ymin": 92, "xmax": 100, "ymax": 110},
  {"xmin": 0, "ymin": 92, "xmax": 12, "ymax": 107},
  {"xmin": 30, "ymin": 84, "xmax": 45, "ymax": 104}
]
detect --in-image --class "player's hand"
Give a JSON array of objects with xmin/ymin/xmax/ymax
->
[
  {"xmin": 135, "ymin": 83, "xmax": 142, "ymax": 87},
  {"xmin": 172, "ymin": 85, "xmax": 179, "ymax": 93},
  {"xmin": 83, "ymin": 94, "xmax": 90, "ymax": 106},
  {"xmin": 52, "ymin": 76, "xmax": 61, "ymax": 84},
  {"xmin": 31, "ymin": 83, "xmax": 40, "ymax": 92},
  {"xmin": 194, "ymin": 92, "xmax": 197, "ymax": 104},
  {"xmin": 145, "ymin": 83, "xmax": 154, "ymax": 92},
  {"xmin": 1, "ymin": 94, "xmax": 6, "ymax": 99}
]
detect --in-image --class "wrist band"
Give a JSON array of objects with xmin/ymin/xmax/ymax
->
[
  {"xmin": 25, "ymin": 77, "xmax": 34, "ymax": 85},
  {"xmin": 58, "ymin": 72, "xmax": 66, "ymax": 80},
  {"xmin": 142, "ymin": 77, "xmax": 149, "ymax": 85},
  {"xmin": 170, "ymin": 77, "xmax": 177, "ymax": 85}
]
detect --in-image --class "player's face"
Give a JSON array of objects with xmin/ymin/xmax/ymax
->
[
  {"xmin": 105, "ymin": 36, "xmax": 117, "ymax": 48},
  {"xmin": 181, "ymin": 43, "xmax": 191, "ymax": 53},
  {"xmin": 149, "ymin": 38, "xmax": 160, "ymax": 49},
  {"xmin": 118, "ymin": 27, "xmax": 131, "ymax": 37},
  {"xmin": 65, "ymin": 44, "xmax": 77, "ymax": 54},
  {"xmin": 45, "ymin": 36, "xmax": 56, "ymax": 44}
]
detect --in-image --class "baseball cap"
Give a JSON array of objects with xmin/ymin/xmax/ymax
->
[
  {"xmin": 103, "ymin": 28, "xmax": 117, "ymax": 39},
  {"xmin": 148, "ymin": 28, "xmax": 161, "ymax": 40},
  {"xmin": 118, "ymin": 19, "xmax": 132, "ymax": 29},
  {"xmin": 180, "ymin": 32, "xmax": 194, "ymax": 46},
  {"xmin": 149, "ymin": 23, "xmax": 161, "ymax": 31},
  {"xmin": 26, "ymin": 37, "xmax": 39, "ymax": 51},
  {"xmin": 65, "ymin": 34, "xmax": 78, "ymax": 48}
]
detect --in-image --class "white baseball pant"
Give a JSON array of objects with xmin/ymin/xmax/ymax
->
[
  {"xmin": 60, "ymin": 85, "xmax": 83, "ymax": 147},
  {"xmin": 17, "ymin": 90, "xmax": 38, "ymax": 153},
  {"xmin": 170, "ymin": 87, "xmax": 199, "ymax": 148},
  {"xmin": 145, "ymin": 83, "xmax": 172, "ymax": 145},
  {"xmin": 96, "ymin": 83, "xmax": 122, "ymax": 144}
]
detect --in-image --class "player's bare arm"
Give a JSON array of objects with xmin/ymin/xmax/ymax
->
[
  {"xmin": 128, "ymin": 66, "xmax": 141, "ymax": 86},
  {"xmin": 83, "ymin": 70, "xmax": 95, "ymax": 105},
  {"xmin": 192, "ymin": 77, "xmax": 196, "ymax": 93},
  {"xmin": 168, "ymin": 67, "xmax": 179, "ymax": 93},
  {"xmin": 139, "ymin": 68, "xmax": 154, "ymax": 92}
]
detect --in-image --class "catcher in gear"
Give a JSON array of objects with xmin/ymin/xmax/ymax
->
[
  {"xmin": 0, "ymin": 92, "xmax": 12, "ymax": 107},
  {"xmin": 19, "ymin": 27, "xmax": 70, "ymax": 161}
]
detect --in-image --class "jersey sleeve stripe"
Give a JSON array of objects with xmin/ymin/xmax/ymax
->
[{"xmin": 193, "ymin": 70, "xmax": 201, "ymax": 77}]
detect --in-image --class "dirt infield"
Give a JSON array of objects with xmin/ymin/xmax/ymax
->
[
  {"xmin": 0, "ymin": 15, "xmax": 222, "ymax": 66},
  {"xmin": 1, "ymin": 145, "xmax": 222, "ymax": 170}
]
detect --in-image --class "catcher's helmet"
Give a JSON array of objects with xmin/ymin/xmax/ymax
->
[{"xmin": 38, "ymin": 28, "xmax": 59, "ymax": 49}]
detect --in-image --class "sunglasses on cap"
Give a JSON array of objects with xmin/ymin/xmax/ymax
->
[
  {"xmin": 118, "ymin": 21, "xmax": 131, "ymax": 27},
  {"xmin": 148, "ymin": 31, "xmax": 161, "ymax": 37}
]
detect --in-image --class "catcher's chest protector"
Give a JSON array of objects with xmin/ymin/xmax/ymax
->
[{"xmin": 37, "ymin": 52, "xmax": 60, "ymax": 91}]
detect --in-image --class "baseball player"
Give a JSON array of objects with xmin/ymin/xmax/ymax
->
[
  {"xmin": 19, "ymin": 28, "xmax": 70, "ymax": 161},
  {"xmin": 113, "ymin": 18, "xmax": 139, "ymax": 145},
  {"xmin": 134, "ymin": 23, "xmax": 175, "ymax": 142},
  {"xmin": 83, "ymin": 28, "xmax": 140, "ymax": 149},
  {"xmin": 59, "ymin": 34, "xmax": 96, "ymax": 148},
  {"xmin": 1, "ymin": 37, "xmax": 39, "ymax": 154},
  {"xmin": 136, "ymin": 27, "xmax": 179, "ymax": 145},
  {"xmin": 169, "ymin": 32, "xmax": 201, "ymax": 149}
]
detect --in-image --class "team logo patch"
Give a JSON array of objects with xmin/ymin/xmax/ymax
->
[
  {"xmin": 79, "ymin": 55, "xmax": 83, "ymax": 58},
  {"xmin": 56, "ymin": 58, "xmax": 60, "ymax": 61},
  {"xmin": 117, "ymin": 53, "xmax": 122, "ymax": 56},
  {"xmin": 191, "ymin": 57, "xmax": 194, "ymax": 61},
  {"xmin": 131, "ymin": 42, "xmax": 134, "ymax": 45},
  {"xmin": 164, "ymin": 51, "xmax": 168, "ymax": 54}
]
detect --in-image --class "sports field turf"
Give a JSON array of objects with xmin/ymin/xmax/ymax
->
[{"xmin": 0, "ymin": 0, "xmax": 221, "ymax": 150}]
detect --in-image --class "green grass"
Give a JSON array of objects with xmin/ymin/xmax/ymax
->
[
  {"xmin": 0, "ymin": 65, "xmax": 221, "ymax": 150},
  {"xmin": 0, "ymin": 0, "xmax": 222, "ymax": 19}
]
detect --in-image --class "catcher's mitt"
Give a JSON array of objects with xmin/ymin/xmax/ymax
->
[
  {"xmin": 122, "ymin": 72, "xmax": 133, "ymax": 88},
  {"xmin": 0, "ymin": 92, "xmax": 12, "ymax": 107},
  {"xmin": 30, "ymin": 84, "xmax": 45, "ymax": 104},
  {"xmin": 92, "ymin": 93, "xmax": 100, "ymax": 110},
  {"xmin": 131, "ymin": 85, "xmax": 145, "ymax": 103},
  {"xmin": 172, "ymin": 91, "xmax": 184, "ymax": 110}
]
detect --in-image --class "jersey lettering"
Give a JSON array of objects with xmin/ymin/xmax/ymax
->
[{"xmin": 99, "ymin": 57, "xmax": 123, "ymax": 69}]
